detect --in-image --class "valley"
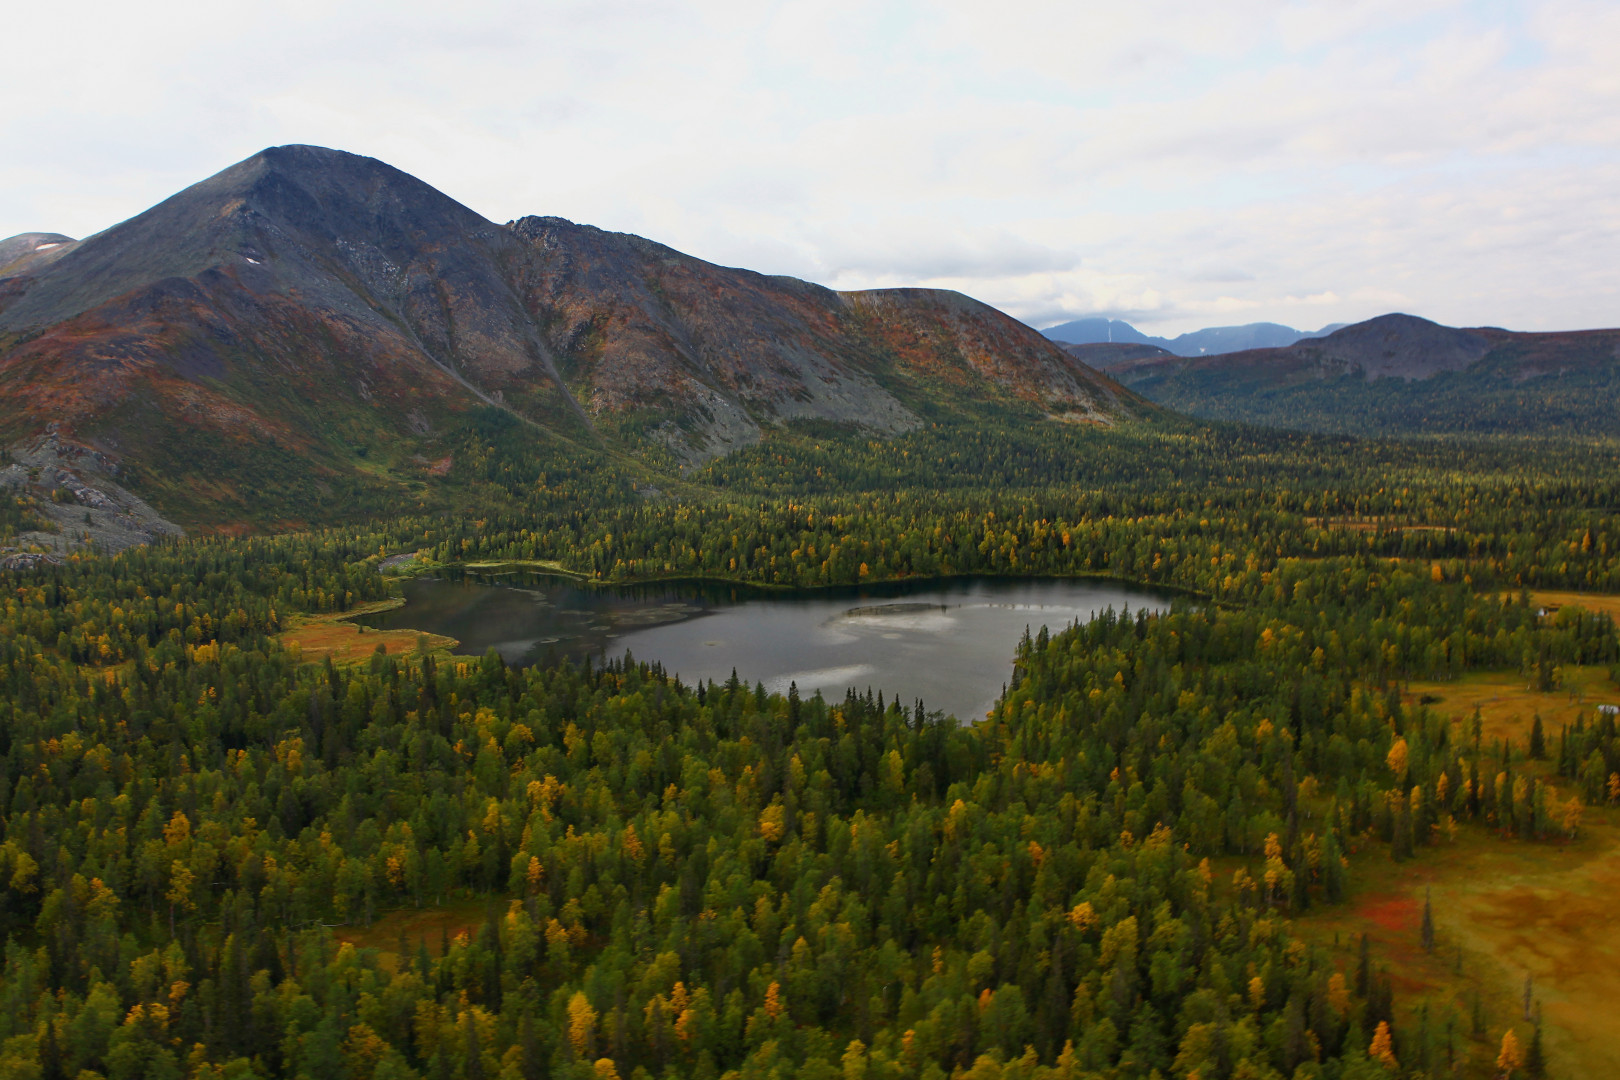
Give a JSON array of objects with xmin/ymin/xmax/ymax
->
[{"xmin": 2, "ymin": 148, "xmax": 1619, "ymax": 1080}]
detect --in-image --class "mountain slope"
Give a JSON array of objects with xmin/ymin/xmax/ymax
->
[
  {"xmin": 0, "ymin": 146, "xmax": 1137, "ymax": 534},
  {"xmin": 0, "ymin": 233, "xmax": 77, "ymax": 277},
  {"xmin": 1103, "ymin": 313, "xmax": 1620, "ymax": 435},
  {"xmin": 1056, "ymin": 342, "xmax": 1175, "ymax": 367}
]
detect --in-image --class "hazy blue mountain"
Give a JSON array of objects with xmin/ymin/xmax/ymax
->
[
  {"xmin": 1041, "ymin": 318, "xmax": 1157, "ymax": 346},
  {"xmin": 1042, "ymin": 317, "xmax": 1345, "ymax": 357}
]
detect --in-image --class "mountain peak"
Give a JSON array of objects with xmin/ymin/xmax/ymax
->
[
  {"xmin": 0, "ymin": 147, "xmax": 1138, "ymax": 530},
  {"xmin": 0, "ymin": 145, "xmax": 499, "ymax": 334}
]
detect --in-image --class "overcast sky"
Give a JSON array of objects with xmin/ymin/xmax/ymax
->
[{"xmin": 5, "ymin": 0, "xmax": 1617, "ymax": 334}]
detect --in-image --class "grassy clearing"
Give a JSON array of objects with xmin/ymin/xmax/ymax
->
[
  {"xmin": 1405, "ymin": 664, "xmax": 1619, "ymax": 748},
  {"xmin": 458, "ymin": 558, "xmax": 578, "ymax": 574},
  {"xmin": 1532, "ymin": 589, "xmax": 1620, "ymax": 625},
  {"xmin": 387, "ymin": 556, "xmax": 583, "ymax": 580},
  {"xmin": 332, "ymin": 897, "xmax": 491, "ymax": 972},
  {"xmin": 279, "ymin": 597, "xmax": 458, "ymax": 664},
  {"xmin": 1291, "ymin": 663, "xmax": 1620, "ymax": 1077},
  {"xmin": 1295, "ymin": 817, "xmax": 1620, "ymax": 1077}
]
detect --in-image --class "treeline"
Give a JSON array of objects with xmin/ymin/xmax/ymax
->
[
  {"xmin": 0, "ymin": 535, "xmax": 388, "ymax": 670},
  {"xmin": 403, "ymin": 416, "xmax": 1620, "ymax": 597}
]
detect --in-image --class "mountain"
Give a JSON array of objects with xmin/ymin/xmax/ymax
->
[
  {"xmin": 0, "ymin": 233, "xmax": 76, "ymax": 276},
  {"xmin": 1055, "ymin": 341, "xmax": 1175, "ymax": 367},
  {"xmin": 1100, "ymin": 312, "xmax": 1620, "ymax": 435},
  {"xmin": 0, "ymin": 146, "xmax": 1137, "ymax": 535},
  {"xmin": 1042, "ymin": 317, "xmax": 1343, "ymax": 356},
  {"xmin": 1040, "ymin": 318, "xmax": 1158, "ymax": 346}
]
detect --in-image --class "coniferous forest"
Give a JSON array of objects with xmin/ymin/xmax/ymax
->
[{"xmin": 1, "ymin": 409, "xmax": 1615, "ymax": 1080}]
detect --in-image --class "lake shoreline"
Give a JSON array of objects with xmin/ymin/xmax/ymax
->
[{"xmin": 355, "ymin": 572, "xmax": 1175, "ymax": 721}]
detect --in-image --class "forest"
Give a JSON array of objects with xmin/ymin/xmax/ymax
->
[{"xmin": 0, "ymin": 407, "xmax": 1612, "ymax": 1080}]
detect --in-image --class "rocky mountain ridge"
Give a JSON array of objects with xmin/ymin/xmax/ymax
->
[{"xmin": 0, "ymin": 146, "xmax": 1136, "ymax": 534}]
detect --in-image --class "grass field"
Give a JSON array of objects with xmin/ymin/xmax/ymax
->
[
  {"xmin": 1292, "ymin": 656, "xmax": 1620, "ymax": 1077},
  {"xmin": 1405, "ymin": 663, "xmax": 1618, "ymax": 750},
  {"xmin": 1296, "ymin": 812, "xmax": 1620, "ymax": 1077},
  {"xmin": 1532, "ymin": 589, "xmax": 1620, "ymax": 625},
  {"xmin": 279, "ymin": 597, "xmax": 459, "ymax": 664}
]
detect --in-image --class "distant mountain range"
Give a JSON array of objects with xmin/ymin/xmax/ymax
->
[
  {"xmin": 1042, "ymin": 317, "xmax": 1346, "ymax": 357},
  {"xmin": 1097, "ymin": 312, "xmax": 1620, "ymax": 435},
  {"xmin": 0, "ymin": 146, "xmax": 1136, "ymax": 533}
]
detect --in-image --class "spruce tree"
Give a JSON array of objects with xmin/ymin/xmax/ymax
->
[
  {"xmin": 1356, "ymin": 934, "xmax": 1372, "ymax": 999},
  {"xmin": 463, "ymin": 1012, "xmax": 487, "ymax": 1080},
  {"xmin": 1526, "ymin": 1023, "xmax": 1546, "ymax": 1077},
  {"xmin": 1421, "ymin": 889, "xmax": 1435, "ymax": 952}
]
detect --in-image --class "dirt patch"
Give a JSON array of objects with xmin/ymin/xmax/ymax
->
[{"xmin": 1434, "ymin": 822, "xmax": 1620, "ymax": 1077}]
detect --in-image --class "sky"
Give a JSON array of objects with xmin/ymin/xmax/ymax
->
[{"xmin": 4, "ymin": 0, "xmax": 1618, "ymax": 335}]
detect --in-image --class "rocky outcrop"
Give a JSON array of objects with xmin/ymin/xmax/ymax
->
[{"xmin": 1, "ymin": 426, "xmax": 183, "ymax": 555}]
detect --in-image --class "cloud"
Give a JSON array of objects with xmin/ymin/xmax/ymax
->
[{"xmin": 2, "ymin": 0, "xmax": 1617, "ymax": 335}]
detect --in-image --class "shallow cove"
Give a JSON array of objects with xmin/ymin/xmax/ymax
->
[{"xmin": 357, "ymin": 573, "xmax": 1171, "ymax": 721}]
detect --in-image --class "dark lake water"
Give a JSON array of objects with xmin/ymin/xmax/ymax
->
[{"xmin": 357, "ymin": 572, "xmax": 1171, "ymax": 721}]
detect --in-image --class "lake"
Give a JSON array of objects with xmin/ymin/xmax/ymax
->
[{"xmin": 357, "ymin": 572, "xmax": 1171, "ymax": 721}]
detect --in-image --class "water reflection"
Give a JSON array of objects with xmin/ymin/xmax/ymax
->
[{"xmin": 357, "ymin": 572, "xmax": 1170, "ymax": 721}]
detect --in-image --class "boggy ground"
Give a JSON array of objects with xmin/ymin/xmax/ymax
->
[
  {"xmin": 1289, "ymin": 653, "xmax": 1620, "ymax": 1077},
  {"xmin": 1297, "ymin": 813, "xmax": 1620, "ymax": 1077},
  {"xmin": 279, "ymin": 597, "xmax": 459, "ymax": 664},
  {"xmin": 333, "ymin": 898, "xmax": 492, "ymax": 973}
]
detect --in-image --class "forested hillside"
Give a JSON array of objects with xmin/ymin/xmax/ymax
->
[{"xmin": 0, "ymin": 409, "xmax": 1613, "ymax": 1078}]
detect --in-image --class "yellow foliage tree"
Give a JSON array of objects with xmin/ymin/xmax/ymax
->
[
  {"xmin": 163, "ymin": 810, "xmax": 191, "ymax": 847},
  {"xmin": 1496, "ymin": 1029, "xmax": 1523, "ymax": 1076},
  {"xmin": 1386, "ymin": 739, "xmax": 1409, "ymax": 783},
  {"xmin": 1369, "ymin": 1020, "xmax": 1398, "ymax": 1070},
  {"xmin": 567, "ymin": 991, "xmax": 596, "ymax": 1057},
  {"xmin": 759, "ymin": 803, "xmax": 786, "ymax": 843}
]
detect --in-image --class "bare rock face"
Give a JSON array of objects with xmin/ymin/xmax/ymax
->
[
  {"xmin": 504, "ymin": 215, "xmax": 924, "ymax": 463},
  {"xmin": 0, "ymin": 145, "xmax": 1140, "ymax": 523},
  {"xmin": 1, "ymin": 425, "xmax": 183, "ymax": 557}
]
